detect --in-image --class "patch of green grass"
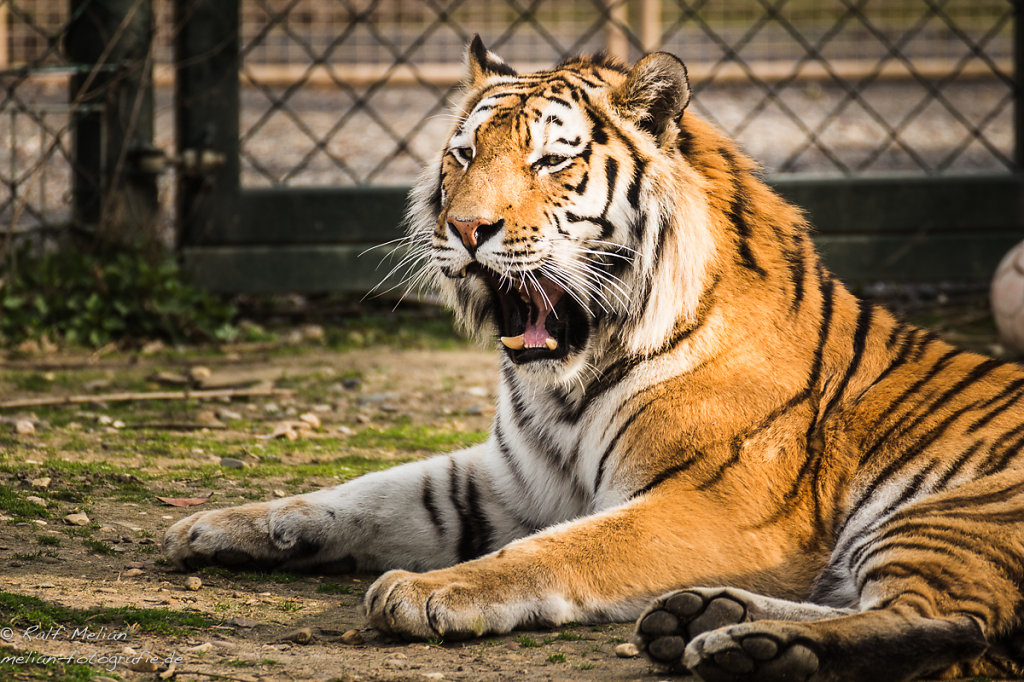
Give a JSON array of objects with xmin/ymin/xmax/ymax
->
[
  {"xmin": 237, "ymin": 571, "xmax": 302, "ymax": 584},
  {"xmin": 346, "ymin": 425, "xmax": 488, "ymax": 453},
  {"xmin": 278, "ymin": 600, "xmax": 302, "ymax": 612},
  {"xmin": 0, "ymin": 648, "xmax": 101, "ymax": 681},
  {"xmin": 0, "ymin": 458, "xmax": 154, "ymax": 505},
  {"xmin": 0, "ymin": 591, "xmax": 215, "ymax": 635},
  {"xmin": 0, "ymin": 486, "xmax": 50, "ymax": 520},
  {"xmin": 35, "ymin": 535, "xmax": 60, "ymax": 547},
  {"xmin": 61, "ymin": 526, "xmax": 93, "ymax": 538},
  {"xmin": 10, "ymin": 550, "xmax": 43, "ymax": 561},
  {"xmin": 222, "ymin": 659, "xmax": 253, "ymax": 668},
  {"xmin": 316, "ymin": 582, "xmax": 355, "ymax": 595},
  {"xmin": 82, "ymin": 539, "xmax": 116, "ymax": 556},
  {"xmin": 324, "ymin": 311, "xmax": 468, "ymax": 352},
  {"xmin": 576, "ymin": 662, "xmax": 596, "ymax": 670},
  {"xmin": 547, "ymin": 653, "xmax": 567, "ymax": 663},
  {"xmin": 515, "ymin": 635, "xmax": 543, "ymax": 648},
  {"xmin": 549, "ymin": 631, "xmax": 584, "ymax": 642}
]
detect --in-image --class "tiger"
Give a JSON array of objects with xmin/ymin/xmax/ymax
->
[{"xmin": 164, "ymin": 37, "xmax": 1024, "ymax": 681}]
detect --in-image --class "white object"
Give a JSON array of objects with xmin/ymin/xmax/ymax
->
[{"xmin": 990, "ymin": 240, "xmax": 1024, "ymax": 354}]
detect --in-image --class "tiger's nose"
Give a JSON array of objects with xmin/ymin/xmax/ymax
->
[{"xmin": 448, "ymin": 217, "xmax": 503, "ymax": 254}]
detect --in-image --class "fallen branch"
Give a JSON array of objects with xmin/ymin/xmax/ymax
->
[{"xmin": 0, "ymin": 385, "xmax": 293, "ymax": 410}]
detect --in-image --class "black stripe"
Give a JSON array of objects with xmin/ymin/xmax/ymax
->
[
  {"xmin": 857, "ymin": 397, "xmax": 982, "ymax": 508},
  {"xmin": 857, "ymin": 560, "xmax": 958, "ymax": 595},
  {"xmin": 602, "ymin": 156, "xmax": 619, "ymax": 220},
  {"xmin": 785, "ymin": 242, "xmax": 806, "ymax": 313},
  {"xmin": 447, "ymin": 459, "xmax": 474, "ymax": 562},
  {"xmin": 630, "ymin": 458, "xmax": 698, "ymax": 499},
  {"xmin": 494, "ymin": 418, "xmax": 530, "ymax": 492},
  {"xmin": 626, "ymin": 157, "xmax": 646, "ymax": 209},
  {"xmin": 565, "ymin": 211, "xmax": 615, "ymax": 239},
  {"xmin": 505, "ymin": 369, "xmax": 590, "ymax": 501},
  {"xmin": 755, "ymin": 267, "xmax": 837, "ymax": 525},
  {"xmin": 593, "ymin": 396, "xmax": 659, "ymax": 494},
  {"xmin": 819, "ymin": 298, "xmax": 875, "ymax": 421},
  {"xmin": 933, "ymin": 439, "xmax": 985, "ymax": 490},
  {"xmin": 965, "ymin": 377, "xmax": 1024, "ymax": 434},
  {"xmin": 977, "ymin": 421, "xmax": 1024, "ymax": 475},
  {"xmin": 571, "ymin": 171, "xmax": 589, "ymax": 195},
  {"xmin": 422, "ymin": 476, "xmax": 443, "ymax": 532},
  {"xmin": 727, "ymin": 182, "xmax": 767, "ymax": 277},
  {"xmin": 464, "ymin": 474, "xmax": 492, "ymax": 559},
  {"xmin": 858, "ymin": 348, "xmax": 963, "ymax": 466}
]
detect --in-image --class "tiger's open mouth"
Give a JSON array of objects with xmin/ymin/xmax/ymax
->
[{"xmin": 464, "ymin": 265, "xmax": 589, "ymax": 364}]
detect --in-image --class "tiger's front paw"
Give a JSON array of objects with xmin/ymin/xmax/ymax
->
[
  {"xmin": 363, "ymin": 569, "xmax": 536, "ymax": 640},
  {"xmin": 163, "ymin": 498, "xmax": 346, "ymax": 572}
]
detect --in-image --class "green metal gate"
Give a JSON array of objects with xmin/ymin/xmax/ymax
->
[{"xmin": 173, "ymin": 0, "xmax": 1024, "ymax": 293}]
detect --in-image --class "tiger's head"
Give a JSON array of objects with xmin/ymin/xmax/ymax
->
[{"xmin": 406, "ymin": 37, "xmax": 717, "ymax": 384}]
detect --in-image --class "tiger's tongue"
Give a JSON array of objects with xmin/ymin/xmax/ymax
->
[{"xmin": 521, "ymin": 279, "xmax": 563, "ymax": 348}]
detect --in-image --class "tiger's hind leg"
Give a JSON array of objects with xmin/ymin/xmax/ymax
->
[
  {"xmin": 634, "ymin": 587, "xmax": 853, "ymax": 674},
  {"xmin": 640, "ymin": 471, "xmax": 1024, "ymax": 681}
]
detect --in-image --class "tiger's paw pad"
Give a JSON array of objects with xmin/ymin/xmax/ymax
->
[
  {"xmin": 634, "ymin": 588, "xmax": 751, "ymax": 671},
  {"xmin": 685, "ymin": 624, "xmax": 820, "ymax": 682}
]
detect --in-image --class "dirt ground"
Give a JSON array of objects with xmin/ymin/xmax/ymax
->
[
  {"xmin": 0, "ymin": 330, "xmax": 658, "ymax": 682},
  {"xmin": 0, "ymin": 291, "xmax": 1010, "ymax": 682}
]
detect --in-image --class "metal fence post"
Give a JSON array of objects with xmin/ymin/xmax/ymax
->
[
  {"xmin": 66, "ymin": 0, "xmax": 158, "ymax": 249},
  {"xmin": 1015, "ymin": 0, "xmax": 1023, "ymax": 170},
  {"xmin": 173, "ymin": 0, "xmax": 240, "ymax": 249}
]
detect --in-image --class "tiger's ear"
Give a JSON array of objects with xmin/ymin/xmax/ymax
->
[
  {"xmin": 465, "ymin": 35, "xmax": 517, "ymax": 89},
  {"xmin": 610, "ymin": 52, "xmax": 691, "ymax": 145}
]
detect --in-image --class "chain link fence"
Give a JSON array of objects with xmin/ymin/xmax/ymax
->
[{"xmin": 0, "ymin": 0, "xmax": 1018, "ymax": 239}]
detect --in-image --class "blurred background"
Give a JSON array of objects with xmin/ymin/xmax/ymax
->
[{"xmin": 0, "ymin": 0, "xmax": 1019, "ymax": 348}]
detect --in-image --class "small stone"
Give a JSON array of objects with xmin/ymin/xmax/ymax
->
[
  {"xmin": 270, "ymin": 422, "xmax": 298, "ymax": 440},
  {"xmin": 98, "ymin": 415, "xmax": 113, "ymax": 425},
  {"xmin": 281, "ymin": 627, "xmax": 314, "ymax": 644},
  {"xmin": 263, "ymin": 402, "xmax": 281, "ymax": 414},
  {"xmin": 217, "ymin": 409, "xmax": 243, "ymax": 422},
  {"xmin": 31, "ymin": 520, "xmax": 46, "ymax": 527},
  {"xmin": 614, "ymin": 642, "xmax": 640, "ymax": 658},
  {"xmin": 25, "ymin": 495, "xmax": 46, "ymax": 506},
  {"xmin": 341, "ymin": 377, "xmax": 362, "ymax": 390},
  {"xmin": 186, "ymin": 642, "xmax": 214, "ymax": 654},
  {"xmin": 195, "ymin": 410, "xmax": 223, "ymax": 426},
  {"xmin": 140, "ymin": 340, "xmax": 166, "ymax": 355},
  {"xmin": 340, "ymin": 629, "xmax": 363, "ymax": 645},
  {"xmin": 64, "ymin": 512, "xmax": 90, "ymax": 526},
  {"xmin": 129, "ymin": 659, "xmax": 159, "ymax": 673},
  {"xmin": 466, "ymin": 386, "xmax": 489, "ymax": 398},
  {"xmin": 298, "ymin": 412, "xmax": 321, "ymax": 429},
  {"xmin": 231, "ymin": 616, "xmax": 259, "ymax": 628},
  {"xmin": 300, "ymin": 324, "xmax": 325, "ymax": 342},
  {"xmin": 219, "ymin": 457, "xmax": 248, "ymax": 469},
  {"xmin": 30, "ymin": 477, "xmax": 51, "ymax": 489},
  {"xmin": 189, "ymin": 366, "xmax": 212, "ymax": 382},
  {"xmin": 384, "ymin": 658, "xmax": 408, "ymax": 669},
  {"xmin": 184, "ymin": 576, "xmax": 202, "ymax": 591},
  {"xmin": 123, "ymin": 568, "xmax": 144, "ymax": 578},
  {"xmin": 336, "ymin": 425, "xmax": 356, "ymax": 436},
  {"xmin": 273, "ymin": 489, "xmax": 287, "ymax": 498},
  {"xmin": 112, "ymin": 420, "xmax": 125, "ymax": 429},
  {"xmin": 15, "ymin": 419, "xmax": 35, "ymax": 435}
]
